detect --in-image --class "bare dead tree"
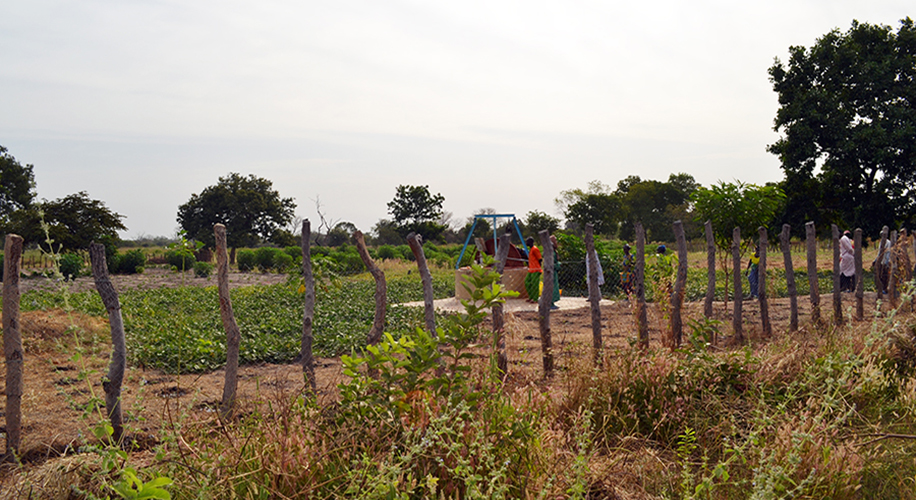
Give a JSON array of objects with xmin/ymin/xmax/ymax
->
[
  {"xmin": 670, "ymin": 221, "xmax": 688, "ymax": 348},
  {"xmin": 492, "ymin": 231, "xmax": 512, "ymax": 374},
  {"xmin": 312, "ymin": 195, "xmax": 340, "ymax": 246},
  {"xmin": 635, "ymin": 223, "xmax": 649, "ymax": 349},
  {"xmin": 89, "ymin": 243, "xmax": 127, "ymax": 443},
  {"xmin": 780, "ymin": 224, "xmax": 799, "ymax": 331},
  {"xmin": 732, "ymin": 227, "xmax": 743, "ymax": 342},
  {"xmin": 537, "ymin": 230, "xmax": 555, "ymax": 378},
  {"xmin": 354, "ymin": 231, "xmax": 386, "ymax": 347},
  {"xmin": 704, "ymin": 221, "xmax": 715, "ymax": 319},
  {"xmin": 215, "ymin": 224, "xmax": 241, "ymax": 419},
  {"xmin": 3, "ymin": 234, "xmax": 23, "ymax": 461},
  {"xmin": 585, "ymin": 224, "xmax": 603, "ymax": 363},
  {"xmin": 300, "ymin": 220, "xmax": 316, "ymax": 392},
  {"xmin": 806, "ymin": 222, "xmax": 820, "ymax": 323}
]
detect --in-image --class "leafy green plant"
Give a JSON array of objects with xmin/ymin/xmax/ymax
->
[
  {"xmin": 193, "ymin": 261, "xmax": 213, "ymax": 278},
  {"xmin": 236, "ymin": 248, "xmax": 256, "ymax": 271},
  {"xmin": 60, "ymin": 252, "xmax": 84, "ymax": 281}
]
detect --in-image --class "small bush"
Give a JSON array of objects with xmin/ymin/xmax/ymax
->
[
  {"xmin": 255, "ymin": 247, "xmax": 281, "ymax": 271},
  {"xmin": 284, "ymin": 246, "xmax": 302, "ymax": 261},
  {"xmin": 165, "ymin": 249, "xmax": 196, "ymax": 271},
  {"xmin": 194, "ymin": 261, "xmax": 214, "ymax": 278},
  {"xmin": 236, "ymin": 249, "xmax": 256, "ymax": 272},
  {"xmin": 117, "ymin": 249, "xmax": 147, "ymax": 274},
  {"xmin": 376, "ymin": 245, "xmax": 397, "ymax": 260},
  {"xmin": 59, "ymin": 252, "xmax": 83, "ymax": 281},
  {"xmin": 274, "ymin": 252, "xmax": 294, "ymax": 273}
]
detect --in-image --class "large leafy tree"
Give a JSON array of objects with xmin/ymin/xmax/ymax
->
[
  {"xmin": 0, "ymin": 145, "xmax": 36, "ymax": 233},
  {"xmin": 9, "ymin": 192, "xmax": 127, "ymax": 250},
  {"xmin": 386, "ymin": 185, "xmax": 446, "ymax": 241},
  {"xmin": 617, "ymin": 173, "xmax": 698, "ymax": 242},
  {"xmin": 768, "ymin": 18, "xmax": 916, "ymax": 237},
  {"xmin": 177, "ymin": 173, "xmax": 296, "ymax": 256},
  {"xmin": 557, "ymin": 180, "xmax": 620, "ymax": 236}
]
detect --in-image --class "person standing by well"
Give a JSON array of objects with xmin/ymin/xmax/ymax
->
[{"xmin": 525, "ymin": 237, "xmax": 542, "ymax": 303}]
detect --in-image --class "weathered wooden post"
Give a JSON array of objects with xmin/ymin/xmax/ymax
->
[
  {"xmin": 889, "ymin": 230, "xmax": 898, "ymax": 309},
  {"xmin": 806, "ymin": 222, "xmax": 820, "ymax": 323},
  {"xmin": 407, "ymin": 232, "xmax": 436, "ymax": 335},
  {"xmin": 832, "ymin": 224, "xmax": 843, "ymax": 325},
  {"xmin": 89, "ymin": 243, "xmax": 127, "ymax": 443},
  {"xmin": 3, "ymin": 234, "xmax": 24, "ymax": 461},
  {"xmin": 758, "ymin": 227, "xmax": 771, "ymax": 337},
  {"xmin": 780, "ymin": 224, "xmax": 798, "ymax": 331},
  {"xmin": 537, "ymin": 230, "xmax": 555, "ymax": 377},
  {"xmin": 215, "ymin": 224, "xmax": 241, "ymax": 419},
  {"xmin": 354, "ymin": 231, "xmax": 386, "ymax": 347},
  {"xmin": 732, "ymin": 227, "xmax": 743, "ymax": 342},
  {"xmin": 300, "ymin": 220, "xmax": 316, "ymax": 392},
  {"xmin": 671, "ymin": 221, "xmax": 688, "ymax": 348},
  {"xmin": 875, "ymin": 226, "xmax": 889, "ymax": 311},
  {"xmin": 854, "ymin": 228, "xmax": 864, "ymax": 320},
  {"xmin": 635, "ymin": 223, "xmax": 649, "ymax": 349},
  {"xmin": 704, "ymin": 220, "xmax": 715, "ymax": 319},
  {"xmin": 492, "ymin": 231, "xmax": 511, "ymax": 374},
  {"xmin": 585, "ymin": 224, "xmax": 603, "ymax": 363}
]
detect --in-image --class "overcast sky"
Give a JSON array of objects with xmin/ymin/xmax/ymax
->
[{"xmin": 1, "ymin": 1, "xmax": 911, "ymax": 238}]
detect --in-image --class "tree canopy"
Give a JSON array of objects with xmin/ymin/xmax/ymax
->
[
  {"xmin": 692, "ymin": 181, "xmax": 785, "ymax": 253},
  {"xmin": 177, "ymin": 173, "xmax": 296, "ymax": 251},
  {"xmin": 386, "ymin": 185, "xmax": 446, "ymax": 241},
  {"xmin": 0, "ymin": 145, "xmax": 36, "ymax": 232},
  {"xmin": 8, "ymin": 192, "xmax": 127, "ymax": 251},
  {"xmin": 768, "ymin": 18, "xmax": 916, "ymax": 237}
]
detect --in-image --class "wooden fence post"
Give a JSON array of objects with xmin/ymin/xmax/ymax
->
[
  {"xmin": 215, "ymin": 224, "xmax": 241, "ymax": 419},
  {"xmin": 704, "ymin": 220, "xmax": 715, "ymax": 319},
  {"xmin": 407, "ymin": 232, "xmax": 436, "ymax": 336},
  {"xmin": 537, "ymin": 230, "xmax": 555, "ymax": 378},
  {"xmin": 354, "ymin": 231, "xmax": 386, "ymax": 347},
  {"xmin": 3, "ymin": 234, "xmax": 24, "ymax": 461},
  {"xmin": 832, "ymin": 224, "xmax": 843, "ymax": 325},
  {"xmin": 585, "ymin": 224, "xmax": 603, "ymax": 363},
  {"xmin": 635, "ymin": 223, "xmax": 649, "ymax": 349},
  {"xmin": 780, "ymin": 224, "xmax": 798, "ymax": 332},
  {"xmin": 89, "ymin": 243, "xmax": 127, "ymax": 443},
  {"xmin": 300, "ymin": 220, "xmax": 316, "ymax": 392},
  {"xmin": 875, "ymin": 226, "xmax": 889, "ymax": 311},
  {"xmin": 806, "ymin": 222, "xmax": 820, "ymax": 324},
  {"xmin": 889, "ymin": 230, "xmax": 898, "ymax": 309},
  {"xmin": 671, "ymin": 221, "xmax": 688, "ymax": 348},
  {"xmin": 732, "ymin": 227, "xmax": 743, "ymax": 342},
  {"xmin": 758, "ymin": 227, "xmax": 771, "ymax": 337},
  {"xmin": 492, "ymin": 231, "xmax": 511, "ymax": 375},
  {"xmin": 854, "ymin": 228, "xmax": 864, "ymax": 320}
]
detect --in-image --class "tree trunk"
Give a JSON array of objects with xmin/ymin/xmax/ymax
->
[
  {"xmin": 670, "ymin": 221, "xmax": 687, "ymax": 348},
  {"xmin": 704, "ymin": 221, "xmax": 715, "ymax": 319},
  {"xmin": 492, "ymin": 231, "xmax": 511, "ymax": 375},
  {"xmin": 537, "ymin": 230, "xmax": 555, "ymax": 378},
  {"xmin": 3, "ymin": 234, "xmax": 23, "ymax": 461},
  {"xmin": 635, "ymin": 223, "xmax": 649, "ymax": 349},
  {"xmin": 215, "ymin": 224, "xmax": 242, "ymax": 419},
  {"xmin": 89, "ymin": 243, "xmax": 127, "ymax": 444},
  {"xmin": 758, "ymin": 227, "xmax": 771, "ymax": 337},
  {"xmin": 585, "ymin": 224, "xmax": 603, "ymax": 364},
  {"xmin": 300, "ymin": 220, "xmax": 316, "ymax": 392},
  {"xmin": 875, "ymin": 226, "xmax": 889, "ymax": 311},
  {"xmin": 831, "ymin": 225, "xmax": 843, "ymax": 325},
  {"xmin": 806, "ymin": 222, "xmax": 820, "ymax": 323},
  {"xmin": 407, "ymin": 232, "xmax": 436, "ymax": 336},
  {"xmin": 354, "ymin": 231, "xmax": 386, "ymax": 347},
  {"xmin": 854, "ymin": 228, "xmax": 864, "ymax": 320},
  {"xmin": 732, "ymin": 227, "xmax": 743, "ymax": 342},
  {"xmin": 780, "ymin": 224, "xmax": 798, "ymax": 331}
]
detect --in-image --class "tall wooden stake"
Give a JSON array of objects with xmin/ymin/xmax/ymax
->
[
  {"xmin": 704, "ymin": 220, "xmax": 715, "ymax": 319},
  {"xmin": 300, "ymin": 220, "xmax": 316, "ymax": 392},
  {"xmin": 780, "ymin": 224, "xmax": 798, "ymax": 332},
  {"xmin": 758, "ymin": 227, "xmax": 771, "ymax": 337},
  {"xmin": 354, "ymin": 231, "xmax": 386, "ymax": 347},
  {"xmin": 635, "ymin": 223, "xmax": 649, "ymax": 349},
  {"xmin": 806, "ymin": 222, "xmax": 820, "ymax": 324},
  {"xmin": 671, "ymin": 221, "xmax": 688, "ymax": 348},
  {"xmin": 854, "ymin": 228, "xmax": 864, "ymax": 320},
  {"xmin": 585, "ymin": 224, "xmax": 603, "ymax": 363},
  {"xmin": 831, "ymin": 225, "xmax": 843, "ymax": 325},
  {"xmin": 3, "ymin": 234, "xmax": 24, "ymax": 461},
  {"xmin": 732, "ymin": 227, "xmax": 743, "ymax": 342},
  {"xmin": 89, "ymin": 243, "xmax": 127, "ymax": 443},
  {"xmin": 889, "ymin": 230, "xmax": 899, "ymax": 309},
  {"xmin": 407, "ymin": 232, "xmax": 436, "ymax": 336},
  {"xmin": 875, "ymin": 226, "xmax": 889, "ymax": 312},
  {"xmin": 215, "ymin": 224, "xmax": 241, "ymax": 419},
  {"xmin": 492, "ymin": 231, "xmax": 511, "ymax": 374},
  {"xmin": 537, "ymin": 230, "xmax": 555, "ymax": 377}
]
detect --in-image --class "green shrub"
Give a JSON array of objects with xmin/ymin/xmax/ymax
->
[
  {"xmin": 395, "ymin": 244, "xmax": 414, "ymax": 261},
  {"xmin": 274, "ymin": 252, "xmax": 294, "ymax": 272},
  {"xmin": 59, "ymin": 252, "xmax": 83, "ymax": 281},
  {"xmin": 284, "ymin": 246, "xmax": 302, "ymax": 265},
  {"xmin": 236, "ymin": 249, "xmax": 256, "ymax": 272},
  {"xmin": 376, "ymin": 245, "xmax": 397, "ymax": 260},
  {"xmin": 255, "ymin": 247, "xmax": 281, "ymax": 271},
  {"xmin": 117, "ymin": 249, "xmax": 147, "ymax": 274},
  {"xmin": 193, "ymin": 261, "xmax": 214, "ymax": 278},
  {"xmin": 165, "ymin": 249, "xmax": 196, "ymax": 270}
]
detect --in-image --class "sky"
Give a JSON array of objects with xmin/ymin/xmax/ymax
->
[{"xmin": 1, "ymin": 1, "xmax": 912, "ymax": 239}]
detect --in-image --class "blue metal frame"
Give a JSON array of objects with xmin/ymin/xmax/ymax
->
[{"xmin": 455, "ymin": 213, "xmax": 528, "ymax": 269}]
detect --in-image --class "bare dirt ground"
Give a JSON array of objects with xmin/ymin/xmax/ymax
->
[{"xmin": 0, "ymin": 265, "xmax": 890, "ymax": 482}]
